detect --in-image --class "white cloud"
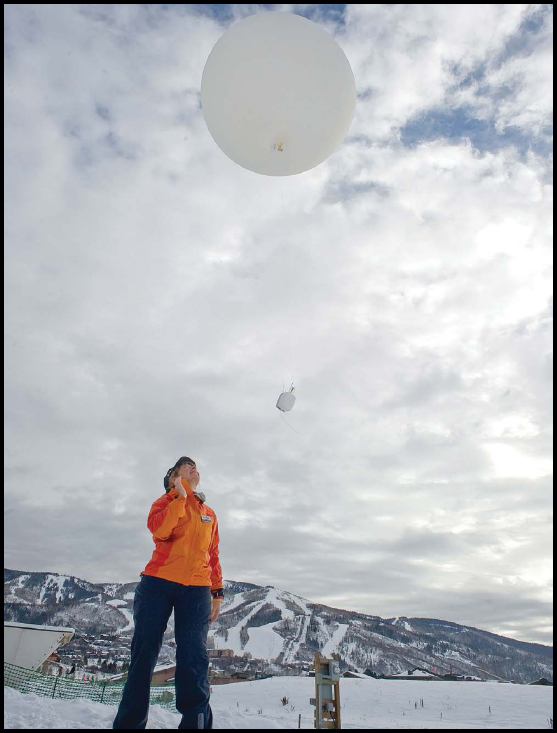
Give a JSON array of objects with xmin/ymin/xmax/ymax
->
[{"xmin": 485, "ymin": 442, "xmax": 553, "ymax": 479}]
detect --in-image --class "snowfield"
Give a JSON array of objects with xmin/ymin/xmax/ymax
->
[{"xmin": 4, "ymin": 676, "xmax": 553, "ymax": 729}]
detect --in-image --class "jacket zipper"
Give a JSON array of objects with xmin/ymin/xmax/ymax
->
[{"xmin": 186, "ymin": 499, "xmax": 201, "ymax": 584}]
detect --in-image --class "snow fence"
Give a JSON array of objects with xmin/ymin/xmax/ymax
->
[{"xmin": 3, "ymin": 663, "xmax": 177, "ymax": 708}]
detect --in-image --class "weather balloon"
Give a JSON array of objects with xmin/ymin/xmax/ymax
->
[{"xmin": 201, "ymin": 12, "xmax": 356, "ymax": 176}]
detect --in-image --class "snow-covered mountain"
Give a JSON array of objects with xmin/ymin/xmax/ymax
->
[{"xmin": 4, "ymin": 569, "xmax": 552, "ymax": 684}]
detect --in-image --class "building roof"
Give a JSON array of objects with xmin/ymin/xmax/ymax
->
[
  {"xmin": 387, "ymin": 668, "xmax": 438, "ymax": 678},
  {"xmin": 528, "ymin": 678, "xmax": 553, "ymax": 686},
  {"xmin": 4, "ymin": 621, "xmax": 75, "ymax": 634},
  {"xmin": 153, "ymin": 663, "xmax": 177, "ymax": 673}
]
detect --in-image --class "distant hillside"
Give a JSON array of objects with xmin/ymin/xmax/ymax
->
[{"xmin": 4, "ymin": 568, "xmax": 552, "ymax": 684}]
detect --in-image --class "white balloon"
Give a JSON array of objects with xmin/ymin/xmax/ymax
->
[{"xmin": 201, "ymin": 12, "xmax": 356, "ymax": 176}]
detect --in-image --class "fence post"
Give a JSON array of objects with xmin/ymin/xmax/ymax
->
[
  {"xmin": 52, "ymin": 676, "xmax": 58, "ymax": 699},
  {"xmin": 101, "ymin": 682, "xmax": 106, "ymax": 704},
  {"xmin": 311, "ymin": 652, "xmax": 341, "ymax": 729}
]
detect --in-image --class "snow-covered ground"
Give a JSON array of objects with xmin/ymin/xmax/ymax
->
[{"xmin": 4, "ymin": 676, "xmax": 553, "ymax": 729}]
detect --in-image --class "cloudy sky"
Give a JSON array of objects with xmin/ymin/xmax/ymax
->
[{"xmin": 4, "ymin": 4, "xmax": 553, "ymax": 646}]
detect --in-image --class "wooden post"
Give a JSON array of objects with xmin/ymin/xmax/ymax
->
[{"xmin": 313, "ymin": 652, "xmax": 341, "ymax": 729}]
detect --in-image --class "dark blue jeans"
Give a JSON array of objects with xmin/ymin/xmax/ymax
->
[{"xmin": 113, "ymin": 575, "xmax": 213, "ymax": 729}]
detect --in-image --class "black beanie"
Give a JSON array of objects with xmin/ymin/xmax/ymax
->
[{"xmin": 164, "ymin": 456, "xmax": 195, "ymax": 491}]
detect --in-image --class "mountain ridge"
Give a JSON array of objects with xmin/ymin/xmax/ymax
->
[{"xmin": 4, "ymin": 568, "xmax": 552, "ymax": 684}]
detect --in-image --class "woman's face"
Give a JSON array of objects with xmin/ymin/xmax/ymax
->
[{"xmin": 178, "ymin": 461, "xmax": 200, "ymax": 488}]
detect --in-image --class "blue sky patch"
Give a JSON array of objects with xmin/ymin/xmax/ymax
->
[
  {"xmin": 494, "ymin": 4, "xmax": 552, "ymax": 68},
  {"xmin": 400, "ymin": 107, "xmax": 553, "ymax": 159},
  {"xmin": 189, "ymin": 4, "xmax": 346, "ymax": 29}
]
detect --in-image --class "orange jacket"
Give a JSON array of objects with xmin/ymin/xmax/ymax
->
[{"xmin": 141, "ymin": 478, "xmax": 223, "ymax": 592}]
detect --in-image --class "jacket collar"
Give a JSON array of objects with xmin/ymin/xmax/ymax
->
[{"xmin": 167, "ymin": 489, "xmax": 206, "ymax": 504}]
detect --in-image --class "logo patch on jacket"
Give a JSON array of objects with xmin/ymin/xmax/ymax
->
[{"xmin": 201, "ymin": 515, "xmax": 212, "ymax": 523}]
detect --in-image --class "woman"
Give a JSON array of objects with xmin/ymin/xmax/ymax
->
[{"xmin": 113, "ymin": 456, "xmax": 223, "ymax": 730}]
